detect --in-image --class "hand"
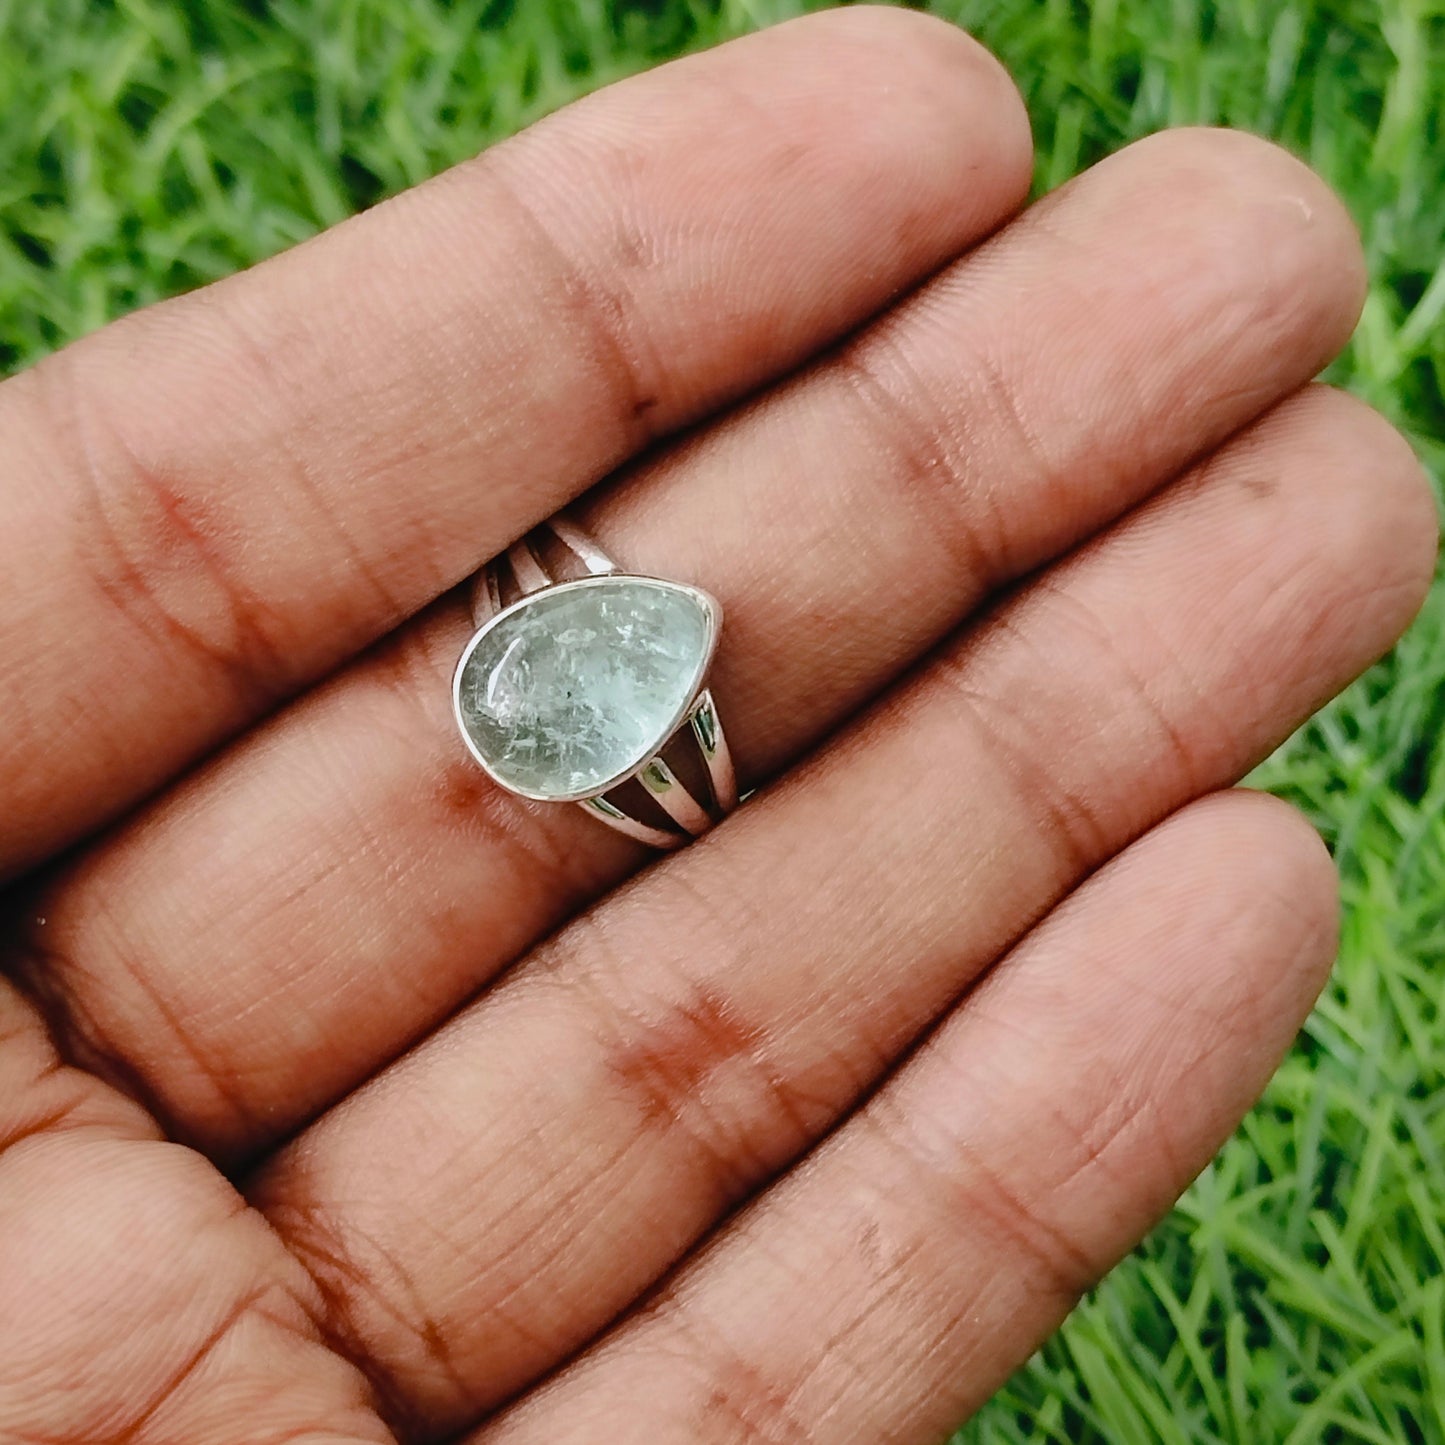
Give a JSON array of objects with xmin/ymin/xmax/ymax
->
[{"xmin": 0, "ymin": 9, "xmax": 1432, "ymax": 1443}]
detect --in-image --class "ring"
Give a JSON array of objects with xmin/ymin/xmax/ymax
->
[{"xmin": 452, "ymin": 518, "xmax": 738, "ymax": 849}]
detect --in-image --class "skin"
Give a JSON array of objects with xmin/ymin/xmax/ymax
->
[{"xmin": 0, "ymin": 8, "xmax": 1436, "ymax": 1443}]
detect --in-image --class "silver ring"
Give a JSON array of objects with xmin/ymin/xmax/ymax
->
[{"xmin": 452, "ymin": 518, "xmax": 738, "ymax": 849}]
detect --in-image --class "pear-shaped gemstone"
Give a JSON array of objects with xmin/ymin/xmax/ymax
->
[{"xmin": 454, "ymin": 576, "xmax": 717, "ymax": 801}]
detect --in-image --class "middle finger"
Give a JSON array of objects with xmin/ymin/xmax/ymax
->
[{"xmin": 21, "ymin": 128, "xmax": 1363, "ymax": 1160}]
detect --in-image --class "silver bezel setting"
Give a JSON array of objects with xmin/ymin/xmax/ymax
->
[{"xmin": 451, "ymin": 572, "xmax": 723, "ymax": 805}]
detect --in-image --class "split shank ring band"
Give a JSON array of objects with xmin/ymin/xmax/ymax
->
[{"xmin": 452, "ymin": 519, "xmax": 738, "ymax": 850}]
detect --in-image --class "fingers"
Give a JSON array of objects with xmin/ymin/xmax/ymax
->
[
  {"xmin": 0, "ymin": 8, "xmax": 1031, "ymax": 874},
  {"xmin": 249, "ymin": 385, "xmax": 1434, "ymax": 1438},
  {"xmin": 0, "ymin": 978, "xmax": 392, "ymax": 1444},
  {"xmin": 22, "ymin": 129, "xmax": 1370, "ymax": 1160},
  {"xmin": 471, "ymin": 792, "xmax": 1339, "ymax": 1445}
]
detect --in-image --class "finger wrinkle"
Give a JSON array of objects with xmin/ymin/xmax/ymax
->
[
  {"xmin": 932, "ymin": 651, "xmax": 1111, "ymax": 880},
  {"xmin": 830, "ymin": 332, "xmax": 1012, "ymax": 595},
  {"xmin": 115, "ymin": 1284, "xmax": 266, "ymax": 1442},
  {"xmin": 202, "ymin": 293, "xmax": 422, "ymax": 628},
  {"xmin": 599, "ymin": 977, "xmax": 763, "ymax": 1132},
  {"xmin": 1030, "ymin": 573, "xmax": 1214, "ymax": 792},
  {"xmin": 477, "ymin": 151, "xmax": 667, "ymax": 439},
  {"xmin": 17, "ymin": 918, "xmax": 259, "ymax": 1150},
  {"xmin": 450, "ymin": 1119, "xmax": 653, "ymax": 1339},
  {"xmin": 666, "ymin": 1308, "xmax": 818, "ymax": 1445},
  {"xmin": 565, "ymin": 886, "xmax": 843, "ymax": 1205},
  {"xmin": 864, "ymin": 1092, "xmax": 1103, "ymax": 1308},
  {"xmin": 264, "ymin": 1197, "xmax": 469, "ymax": 1438},
  {"xmin": 565, "ymin": 949, "xmax": 784, "ymax": 1208},
  {"xmin": 41, "ymin": 339, "xmax": 295, "ymax": 715}
]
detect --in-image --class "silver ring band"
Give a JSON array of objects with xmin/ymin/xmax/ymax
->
[{"xmin": 452, "ymin": 520, "xmax": 738, "ymax": 849}]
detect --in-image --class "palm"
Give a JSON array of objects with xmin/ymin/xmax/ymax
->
[{"xmin": 0, "ymin": 10, "xmax": 1431, "ymax": 1444}]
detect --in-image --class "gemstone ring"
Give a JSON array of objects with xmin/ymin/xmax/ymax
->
[{"xmin": 452, "ymin": 518, "xmax": 738, "ymax": 849}]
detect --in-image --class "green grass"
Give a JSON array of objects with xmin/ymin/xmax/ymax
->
[{"xmin": 1, "ymin": 1, "xmax": 1442, "ymax": 1440}]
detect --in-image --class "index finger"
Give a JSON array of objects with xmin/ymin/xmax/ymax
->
[{"xmin": 0, "ymin": 7, "xmax": 1032, "ymax": 875}]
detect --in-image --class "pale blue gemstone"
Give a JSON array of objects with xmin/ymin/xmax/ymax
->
[{"xmin": 455, "ymin": 577, "xmax": 715, "ymax": 800}]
